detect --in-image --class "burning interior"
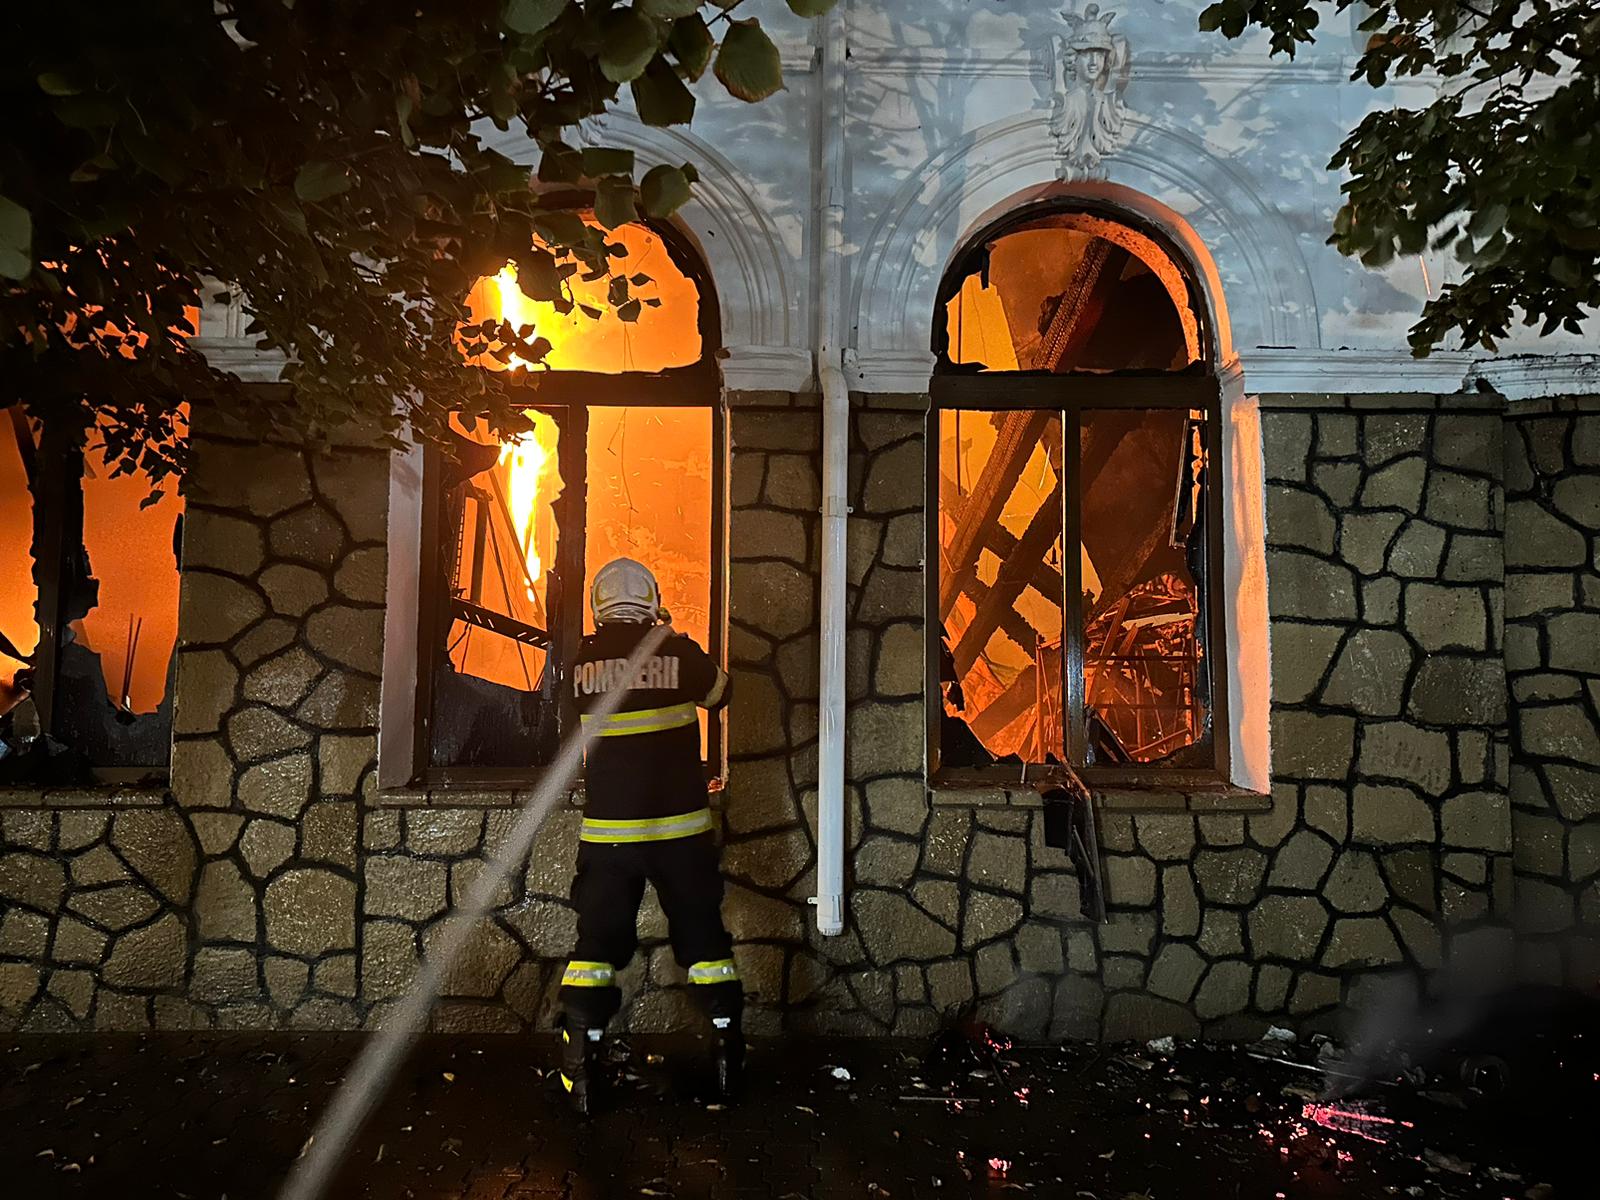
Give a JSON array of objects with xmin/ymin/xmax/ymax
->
[
  {"xmin": 0, "ymin": 410, "xmax": 184, "ymax": 782},
  {"xmin": 935, "ymin": 208, "xmax": 1215, "ymax": 772},
  {"xmin": 420, "ymin": 221, "xmax": 719, "ymax": 777}
]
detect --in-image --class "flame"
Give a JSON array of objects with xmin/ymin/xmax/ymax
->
[
  {"xmin": 493, "ymin": 266, "xmax": 534, "ymax": 345},
  {"xmin": 498, "ymin": 418, "xmax": 559, "ymax": 596},
  {"xmin": 460, "ymin": 223, "xmax": 701, "ymax": 374}
]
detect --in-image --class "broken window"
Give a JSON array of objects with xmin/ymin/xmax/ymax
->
[
  {"xmin": 937, "ymin": 410, "xmax": 1065, "ymax": 765},
  {"xmin": 1, "ymin": 411, "xmax": 183, "ymax": 783},
  {"xmin": 939, "ymin": 209, "xmax": 1202, "ymax": 374},
  {"xmin": 1079, "ymin": 408, "xmax": 1212, "ymax": 767},
  {"xmin": 933, "ymin": 204, "xmax": 1222, "ymax": 779},
  {"xmin": 415, "ymin": 221, "xmax": 723, "ymax": 781}
]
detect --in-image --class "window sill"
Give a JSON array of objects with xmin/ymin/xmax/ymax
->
[
  {"xmin": 0, "ymin": 784, "xmax": 168, "ymax": 809},
  {"xmin": 373, "ymin": 782, "xmax": 584, "ymax": 809},
  {"xmin": 928, "ymin": 778, "xmax": 1271, "ymax": 814},
  {"xmin": 375, "ymin": 777, "xmax": 728, "ymax": 808}
]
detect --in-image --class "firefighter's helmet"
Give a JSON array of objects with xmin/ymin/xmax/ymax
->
[{"xmin": 590, "ymin": 558, "xmax": 661, "ymax": 625}]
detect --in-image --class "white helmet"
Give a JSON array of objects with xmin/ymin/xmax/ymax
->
[{"xmin": 590, "ymin": 557, "xmax": 661, "ymax": 625}]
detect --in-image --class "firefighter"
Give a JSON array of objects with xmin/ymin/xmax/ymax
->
[{"xmin": 557, "ymin": 557, "xmax": 740, "ymax": 1115}]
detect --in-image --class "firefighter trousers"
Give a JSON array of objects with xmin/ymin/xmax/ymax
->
[{"xmin": 558, "ymin": 831, "xmax": 742, "ymax": 1031}]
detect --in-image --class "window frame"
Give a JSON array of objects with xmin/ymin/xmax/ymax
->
[
  {"xmin": 925, "ymin": 202, "xmax": 1230, "ymax": 789},
  {"xmin": 7, "ymin": 416, "xmax": 177, "ymax": 784},
  {"xmin": 407, "ymin": 219, "xmax": 728, "ymax": 789}
]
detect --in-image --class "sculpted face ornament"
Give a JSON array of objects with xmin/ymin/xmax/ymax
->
[{"xmin": 1049, "ymin": 4, "xmax": 1132, "ymax": 181}]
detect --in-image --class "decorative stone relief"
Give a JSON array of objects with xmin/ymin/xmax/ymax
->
[{"xmin": 1048, "ymin": 4, "xmax": 1132, "ymax": 182}]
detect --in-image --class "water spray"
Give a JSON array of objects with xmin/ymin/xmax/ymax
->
[{"xmin": 279, "ymin": 624, "xmax": 672, "ymax": 1200}]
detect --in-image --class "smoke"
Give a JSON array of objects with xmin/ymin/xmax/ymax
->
[
  {"xmin": 1327, "ymin": 931, "xmax": 1598, "ymax": 1100},
  {"xmin": 278, "ymin": 625, "xmax": 672, "ymax": 1200}
]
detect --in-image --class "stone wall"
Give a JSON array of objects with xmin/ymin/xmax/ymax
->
[
  {"xmin": 0, "ymin": 793, "xmax": 197, "ymax": 1029},
  {"xmin": 9, "ymin": 392, "xmax": 1597, "ymax": 1038},
  {"xmin": 780, "ymin": 393, "xmax": 1518, "ymax": 1041},
  {"xmin": 169, "ymin": 432, "xmax": 389, "ymax": 1028},
  {"xmin": 0, "ymin": 427, "xmax": 390, "ymax": 1031},
  {"xmin": 1252, "ymin": 396, "xmax": 1516, "ymax": 1006},
  {"xmin": 1505, "ymin": 400, "xmax": 1600, "ymax": 988}
]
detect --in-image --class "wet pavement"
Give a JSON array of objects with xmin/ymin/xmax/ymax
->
[{"xmin": 0, "ymin": 1031, "xmax": 1589, "ymax": 1199}]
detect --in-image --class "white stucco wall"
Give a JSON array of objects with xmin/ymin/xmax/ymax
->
[{"xmin": 198, "ymin": 0, "xmax": 1597, "ymax": 398}]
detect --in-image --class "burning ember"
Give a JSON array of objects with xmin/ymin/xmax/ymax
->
[{"xmin": 1301, "ymin": 1101, "xmax": 1413, "ymax": 1145}]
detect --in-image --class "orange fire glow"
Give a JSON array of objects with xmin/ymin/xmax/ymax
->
[
  {"xmin": 499, "ymin": 428, "xmax": 553, "ymax": 593},
  {"xmin": 447, "ymin": 410, "xmax": 562, "ymax": 692},
  {"xmin": 462, "ymin": 222, "xmax": 700, "ymax": 375}
]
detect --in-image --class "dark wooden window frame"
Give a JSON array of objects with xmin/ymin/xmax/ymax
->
[
  {"xmin": 926, "ymin": 201, "xmax": 1231, "ymax": 790},
  {"xmin": 409, "ymin": 218, "xmax": 728, "ymax": 789}
]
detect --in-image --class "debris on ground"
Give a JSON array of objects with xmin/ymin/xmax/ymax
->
[{"xmin": 2, "ymin": 1022, "xmax": 1595, "ymax": 1198}]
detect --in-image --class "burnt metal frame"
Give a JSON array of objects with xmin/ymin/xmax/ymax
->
[
  {"xmin": 925, "ymin": 202, "xmax": 1231, "ymax": 790},
  {"xmin": 14, "ymin": 419, "xmax": 172, "ymax": 785},
  {"xmin": 411, "ymin": 218, "xmax": 728, "ymax": 789}
]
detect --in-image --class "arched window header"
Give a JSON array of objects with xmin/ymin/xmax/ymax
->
[{"xmin": 934, "ymin": 203, "xmax": 1210, "ymax": 376}]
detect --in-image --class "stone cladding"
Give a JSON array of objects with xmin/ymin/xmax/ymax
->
[
  {"xmin": 1503, "ymin": 400, "xmax": 1600, "ymax": 987},
  {"xmin": 4, "ymin": 392, "xmax": 1597, "ymax": 1034}
]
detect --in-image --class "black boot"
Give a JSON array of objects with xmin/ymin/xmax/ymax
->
[
  {"xmin": 712, "ymin": 1019, "xmax": 745, "ymax": 1103},
  {"xmin": 560, "ymin": 1022, "xmax": 602, "ymax": 1116}
]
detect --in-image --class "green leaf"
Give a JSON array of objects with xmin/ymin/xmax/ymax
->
[
  {"xmin": 52, "ymin": 95, "xmax": 120, "ymax": 129},
  {"xmin": 668, "ymin": 14, "xmax": 715, "ymax": 81},
  {"xmin": 513, "ymin": 249, "xmax": 562, "ymax": 300},
  {"xmin": 0, "ymin": 195, "xmax": 33, "ymax": 281},
  {"xmin": 1468, "ymin": 203, "xmax": 1507, "ymax": 239},
  {"xmin": 396, "ymin": 94, "xmax": 416, "ymax": 147},
  {"xmin": 125, "ymin": 132, "xmax": 190, "ymax": 187},
  {"xmin": 503, "ymin": 0, "xmax": 568, "ymax": 35},
  {"xmin": 594, "ymin": 176, "xmax": 638, "ymax": 229},
  {"xmin": 598, "ymin": 9, "xmax": 663, "ymax": 84},
  {"xmin": 640, "ymin": 0, "xmax": 701, "ymax": 17},
  {"xmin": 533, "ymin": 209, "xmax": 589, "ymax": 247},
  {"xmin": 581, "ymin": 146, "xmax": 636, "ymax": 176},
  {"xmin": 785, "ymin": 0, "xmax": 836, "ymax": 16},
  {"xmin": 640, "ymin": 163, "xmax": 692, "ymax": 218},
  {"xmin": 714, "ymin": 19, "xmax": 783, "ymax": 102},
  {"xmin": 632, "ymin": 58, "xmax": 697, "ymax": 126},
  {"xmin": 294, "ymin": 161, "xmax": 353, "ymax": 203},
  {"xmin": 36, "ymin": 72, "xmax": 80, "ymax": 96},
  {"xmin": 538, "ymin": 142, "xmax": 583, "ymax": 183},
  {"xmin": 69, "ymin": 153, "xmax": 118, "ymax": 184}
]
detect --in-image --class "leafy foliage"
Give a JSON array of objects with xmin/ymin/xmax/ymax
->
[
  {"xmin": 1199, "ymin": 0, "xmax": 1599, "ymax": 354},
  {"xmin": 1, "ymin": 1, "xmax": 826, "ymax": 481}
]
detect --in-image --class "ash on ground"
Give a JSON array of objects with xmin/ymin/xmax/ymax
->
[{"xmin": 2, "ymin": 1019, "xmax": 1594, "ymax": 1199}]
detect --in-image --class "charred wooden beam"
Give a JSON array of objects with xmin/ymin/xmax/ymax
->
[
  {"xmin": 1037, "ymin": 241, "xmax": 1130, "ymax": 373},
  {"xmin": 449, "ymin": 599, "xmax": 550, "ymax": 650},
  {"xmin": 952, "ymin": 484, "xmax": 1061, "ymax": 677},
  {"xmin": 939, "ymin": 409, "xmax": 1053, "ymax": 621},
  {"xmin": 969, "ymin": 663, "xmax": 1039, "ymax": 745}
]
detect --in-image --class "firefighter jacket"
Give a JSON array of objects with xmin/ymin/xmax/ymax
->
[{"xmin": 570, "ymin": 622, "xmax": 729, "ymax": 842}]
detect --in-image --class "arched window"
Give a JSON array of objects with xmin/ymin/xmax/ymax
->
[
  {"xmin": 931, "ymin": 202, "xmax": 1226, "ymax": 782},
  {"xmin": 411, "ymin": 219, "xmax": 724, "ymax": 782}
]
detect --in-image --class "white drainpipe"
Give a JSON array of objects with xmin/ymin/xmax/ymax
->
[{"xmin": 813, "ymin": 7, "xmax": 848, "ymax": 937}]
